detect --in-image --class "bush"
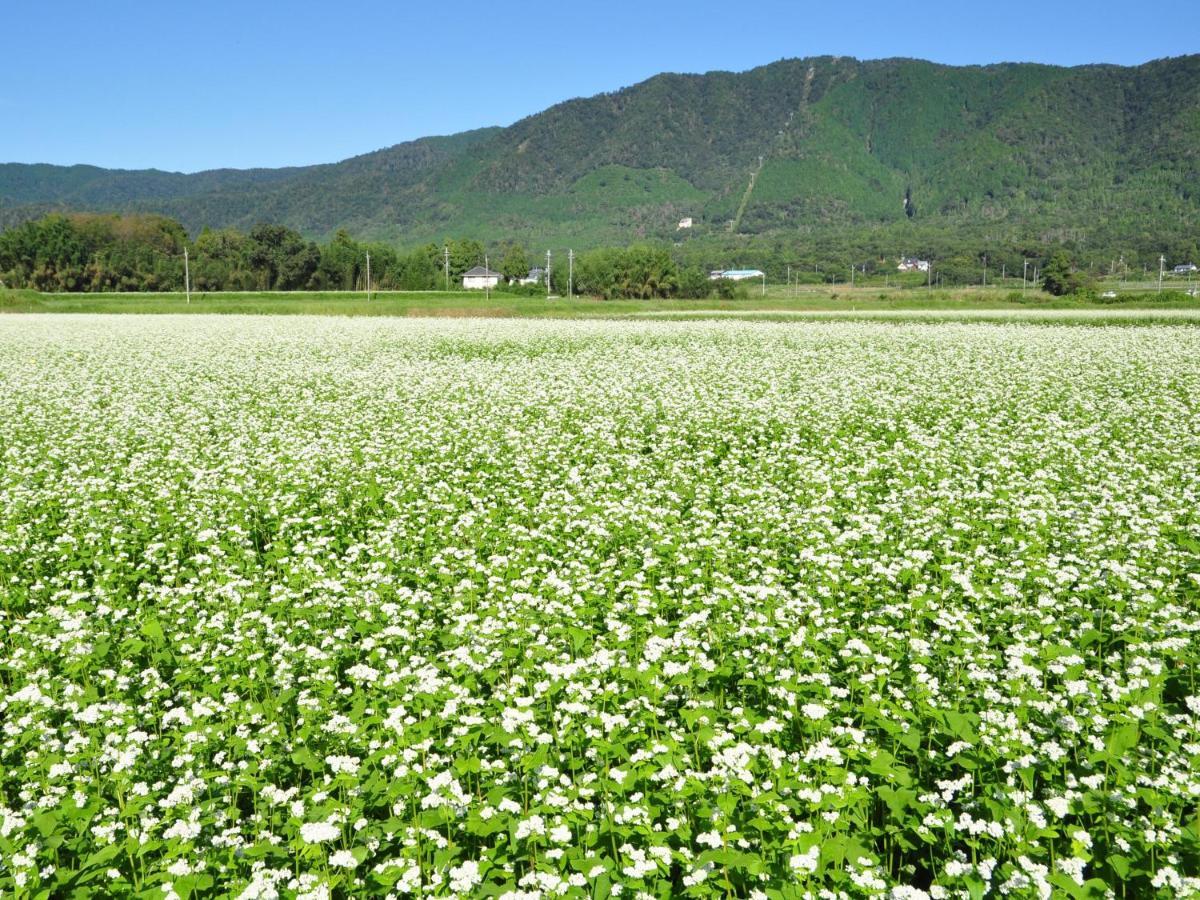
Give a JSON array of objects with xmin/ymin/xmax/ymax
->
[
  {"xmin": 677, "ymin": 268, "xmax": 712, "ymax": 299},
  {"xmin": 1041, "ymin": 250, "xmax": 1094, "ymax": 297},
  {"xmin": 712, "ymin": 278, "xmax": 745, "ymax": 300}
]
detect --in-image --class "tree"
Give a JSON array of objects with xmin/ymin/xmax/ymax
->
[
  {"xmin": 247, "ymin": 224, "xmax": 320, "ymax": 290},
  {"xmin": 1041, "ymin": 250, "xmax": 1078, "ymax": 296},
  {"xmin": 445, "ymin": 238, "xmax": 485, "ymax": 280},
  {"xmin": 575, "ymin": 244, "xmax": 679, "ymax": 299},
  {"xmin": 677, "ymin": 267, "xmax": 711, "ymax": 299},
  {"xmin": 397, "ymin": 249, "xmax": 438, "ymax": 290},
  {"xmin": 499, "ymin": 244, "xmax": 531, "ymax": 283},
  {"xmin": 314, "ymin": 229, "xmax": 363, "ymax": 290}
]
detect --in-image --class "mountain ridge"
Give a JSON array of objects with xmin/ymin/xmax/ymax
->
[{"xmin": 3, "ymin": 54, "xmax": 1198, "ymax": 250}]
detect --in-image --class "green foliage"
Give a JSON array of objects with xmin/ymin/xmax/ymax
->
[
  {"xmin": 676, "ymin": 267, "xmax": 712, "ymax": 298},
  {"xmin": 0, "ymin": 215, "xmax": 444, "ymax": 294},
  {"xmin": 246, "ymin": 224, "xmax": 320, "ymax": 290},
  {"xmin": 444, "ymin": 238, "xmax": 485, "ymax": 280},
  {"xmin": 575, "ymin": 244, "xmax": 679, "ymax": 299},
  {"xmin": 1041, "ymin": 250, "xmax": 1094, "ymax": 297},
  {"xmin": 313, "ymin": 229, "xmax": 366, "ymax": 291},
  {"xmin": 0, "ymin": 213, "xmax": 188, "ymax": 291},
  {"xmin": 0, "ymin": 208, "xmax": 1192, "ymax": 303},
  {"xmin": 498, "ymin": 244, "xmax": 531, "ymax": 283},
  {"xmin": 0, "ymin": 317, "xmax": 1198, "ymax": 895}
]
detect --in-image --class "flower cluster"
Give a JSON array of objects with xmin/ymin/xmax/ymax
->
[{"xmin": 0, "ymin": 314, "xmax": 1197, "ymax": 897}]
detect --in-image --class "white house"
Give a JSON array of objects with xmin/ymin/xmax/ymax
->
[
  {"xmin": 1173, "ymin": 263, "xmax": 1197, "ymax": 275},
  {"xmin": 677, "ymin": 217, "xmax": 694, "ymax": 230},
  {"xmin": 517, "ymin": 266, "xmax": 546, "ymax": 286},
  {"xmin": 462, "ymin": 265, "xmax": 501, "ymax": 290},
  {"xmin": 710, "ymin": 269, "xmax": 764, "ymax": 281},
  {"xmin": 897, "ymin": 257, "xmax": 930, "ymax": 273}
]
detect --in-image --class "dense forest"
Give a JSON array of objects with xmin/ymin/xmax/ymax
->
[
  {"xmin": 4, "ymin": 211, "xmax": 1181, "ymax": 299},
  {"xmin": 2, "ymin": 55, "xmax": 1198, "ymax": 256}
]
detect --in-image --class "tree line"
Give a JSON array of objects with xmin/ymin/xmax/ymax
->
[
  {"xmin": 0, "ymin": 214, "xmax": 467, "ymax": 293},
  {"xmin": 0, "ymin": 213, "xmax": 751, "ymax": 299},
  {"xmin": 1, "ymin": 212, "xmax": 1189, "ymax": 299}
]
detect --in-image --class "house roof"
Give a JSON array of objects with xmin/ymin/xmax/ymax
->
[{"xmin": 463, "ymin": 266, "xmax": 500, "ymax": 277}]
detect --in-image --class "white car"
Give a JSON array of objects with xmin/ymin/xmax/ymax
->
[{"xmin": 1100, "ymin": 291, "xmax": 1117, "ymax": 298}]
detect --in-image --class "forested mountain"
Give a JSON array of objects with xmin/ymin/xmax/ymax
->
[{"xmin": 3, "ymin": 55, "xmax": 1198, "ymax": 253}]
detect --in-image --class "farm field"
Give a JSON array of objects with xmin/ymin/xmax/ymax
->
[
  {"xmin": 0, "ymin": 314, "xmax": 1198, "ymax": 897},
  {"xmin": 4, "ymin": 287, "xmax": 1200, "ymax": 321}
]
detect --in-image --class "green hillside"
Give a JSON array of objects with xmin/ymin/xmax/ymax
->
[{"xmin": 2, "ymin": 55, "xmax": 1198, "ymax": 250}]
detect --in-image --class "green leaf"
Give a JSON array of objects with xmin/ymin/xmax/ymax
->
[
  {"xmin": 290, "ymin": 746, "xmax": 322, "ymax": 771},
  {"xmin": 141, "ymin": 617, "xmax": 166, "ymax": 644},
  {"xmin": 1106, "ymin": 723, "xmax": 1140, "ymax": 757}
]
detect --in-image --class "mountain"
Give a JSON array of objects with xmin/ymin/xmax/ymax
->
[{"xmin": 3, "ymin": 55, "xmax": 1199, "ymax": 250}]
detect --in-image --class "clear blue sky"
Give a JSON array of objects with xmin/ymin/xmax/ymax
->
[{"xmin": 6, "ymin": 0, "xmax": 1195, "ymax": 172}]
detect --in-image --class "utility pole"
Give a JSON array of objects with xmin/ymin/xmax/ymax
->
[
  {"xmin": 850, "ymin": 264, "xmax": 855, "ymax": 287},
  {"xmin": 183, "ymin": 246, "xmax": 190, "ymax": 304},
  {"xmin": 927, "ymin": 261, "xmax": 932, "ymax": 292},
  {"xmin": 982, "ymin": 254, "xmax": 987, "ymax": 287},
  {"xmin": 484, "ymin": 253, "xmax": 490, "ymax": 301},
  {"xmin": 365, "ymin": 251, "xmax": 371, "ymax": 301},
  {"xmin": 1022, "ymin": 259, "xmax": 1028, "ymax": 296},
  {"xmin": 443, "ymin": 245, "xmax": 450, "ymax": 291},
  {"xmin": 568, "ymin": 249, "xmax": 574, "ymax": 299},
  {"xmin": 546, "ymin": 250, "xmax": 552, "ymax": 297},
  {"xmin": 1159, "ymin": 254, "xmax": 1165, "ymax": 293}
]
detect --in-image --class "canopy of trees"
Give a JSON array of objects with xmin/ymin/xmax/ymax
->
[
  {"xmin": 0, "ymin": 211, "xmax": 1167, "ymax": 300},
  {"xmin": 0, "ymin": 215, "xmax": 502, "ymax": 294}
]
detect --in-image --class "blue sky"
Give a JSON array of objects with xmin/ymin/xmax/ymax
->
[{"xmin": 5, "ymin": 0, "xmax": 1195, "ymax": 172}]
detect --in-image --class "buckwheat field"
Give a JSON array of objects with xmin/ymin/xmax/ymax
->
[{"xmin": 1, "ymin": 314, "xmax": 1198, "ymax": 899}]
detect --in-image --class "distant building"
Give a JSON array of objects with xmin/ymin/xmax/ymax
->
[
  {"xmin": 517, "ymin": 267, "xmax": 546, "ymax": 286},
  {"xmin": 677, "ymin": 217, "xmax": 694, "ymax": 230},
  {"xmin": 710, "ymin": 269, "xmax": 764, "ymax": 281},
  {"xmin": 897, "ymin": 257, "xmax": 930, "ymax": 273},
  {"xmin": 462, "ymin": 265, "xmax": 501, "ymax": 290},
  {"xmin": 1174, "ymin": 263, "xmax": 1197, "ymax": 275}
]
